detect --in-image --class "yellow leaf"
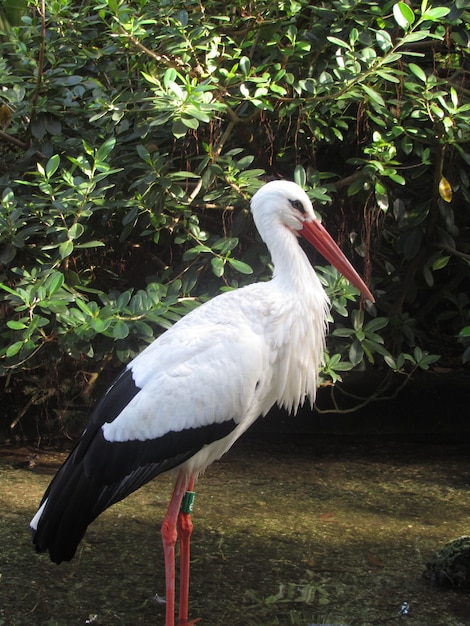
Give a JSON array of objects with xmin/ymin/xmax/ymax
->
[
  {"xmin": 0, "ymin": 104, "xmax": 12, "ymax": 130},
  {"xmin": 439, "ymin": 176, "xmax": 452, "ymax": 203}
]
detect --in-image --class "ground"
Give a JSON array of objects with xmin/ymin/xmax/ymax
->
[{"xmin": 1, "ymin": 434, "xmax": 469, "ymax": 626}]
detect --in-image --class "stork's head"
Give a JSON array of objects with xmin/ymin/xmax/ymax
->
[
  {"xmin": 251, "ymin": 179, "xmax": 315, "ymax": 235},
  {"xmin": 251, "ymin": 180, "xmax": 374, "ymax": 302}
]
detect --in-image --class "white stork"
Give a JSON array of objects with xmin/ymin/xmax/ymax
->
[{"xmin": 30, "ymin": 179, "xmax": 374, "ymax": 626}]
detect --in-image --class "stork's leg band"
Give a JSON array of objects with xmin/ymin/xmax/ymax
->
[{"xmin": 180, "ymin": 491, "xmax": 196, "ymax": 514}]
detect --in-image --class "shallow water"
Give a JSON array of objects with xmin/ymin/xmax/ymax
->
[{"xmin": 1, "ymin": 435, "xmax": 469, "ymax": 625}]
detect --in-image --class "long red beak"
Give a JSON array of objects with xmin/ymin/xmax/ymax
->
[{"xmin": 301, "ymin": 219, "xmax": 375, "ymax": 303}]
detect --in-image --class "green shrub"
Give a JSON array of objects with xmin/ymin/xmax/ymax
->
[{"xmin": 1, "ymin": 0, "xmax": 468, "ymax": 436}]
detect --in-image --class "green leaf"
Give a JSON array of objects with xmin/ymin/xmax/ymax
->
[
  {"xmin": 59, "ymin": 240, "xmax": 74, "ymax": 259},
  {"xmin": 117, "ymin": 290, "xmax": 132, "ymax": 309},
  {"xmin": 361, "ymin": 85, "xmax": 385, "ymax": 107},
  {"xmin": 401, "ymin": 30, "xmax": 432, "ymax": 44},
  {"xmin": 422, "ymin": 7, "xmax": 450, "ymax": 21},
  {"xmin": 432, "ymin": 255, "xmax": 450, "ymax": 271},
  {"xmin": 349, "ymin": 341, "xmax": 364, "ymax": 365},
  {"xmin": 212, "ymin": 237, "xmax": 238, "ymax": 253},
  {"xmin": 90, "ymin": 317, "xmax": 109, "ymax": 333},
  {"xmin": 163, "ymin": 67, "xmax": 178, "ymax": 87},
  {"xmin": 450, "ymin": 86, "xmax": 458, "ymax": 109},
  {"xmin": 47, "ymin": 271, "xmax": 64, "ymax": 295},
  {"xmin": 7, "ymin": 320, "xmax": 27, "ymax": 330},
  {"xmin": 269, "ymin": 83, "xmax": 286, "ymax": 96},
  {"xmin": 183, "ymin": 244, "xmax": 212, "ymax": 260},
  {"xmin": 239, "ymin": 56, "xmax": 251, "ymax": 76},
  {"xmin": 186, "ymin": 108, "xmax": 210, "ymax": 123},
  {"xmin": 365, "ymin": 317, "xmax": 388, "ymax": 332},
  {"xmin": 62, "ymin": 75, "xmax": 82, "ymax": 86},
  {"xmin": 177, "ymin": 9, "xmax": 188, "ymax": 27},
  {"xmin": 46, "ymin": 154, "xmax": 60, "ymax": 178},
  {"xmin": 388, "ymin": 172, "xmax": 406, "ymax": 185},
  {"xmin": 393, "ymin": 2, "xmax": 415, "ymax": 29},
  {"xmin": 227, "ymin": 258, "xmax": 253, "ymax": 274},
  {"xmin": 375, "ymin": 30, "xmax": 393, "ymax": 52},
  {"xmin": 332, "ymin": 328, "xmax": 355, "ymax": 338},
  {"xmin": 362, "ymin": 339, "xmax": 389, "ymax": 357},
  {"xmin": 68, "ymin": 223, "xmax": 84, "ymax": 240},
  {"xmin": 96, "ymin": 137, "xmax": 116, "ymax": 162},
  {"xmin": 375, "ymin": 182, "xmax": 389, "ymax": 211},
  {"xmin": 326, "ymin": 36, "xmax": 351, "ymax": 50},
  {"xmin": 6, "ymin": 341, "xmax": 24, "ymax": 357},
  {"xmin": 423, "ymin": 265, "xmax": 433, "ymax": 287},
  {"xmin": 113, "ymin": 320, "xmax": 129, "ymax": 339},
  {"xmin": 294, "ymin": 165, "xmax": 306, "ymax": 188},
  {"xmin": 211, "ymin": 257, "xmax": 225, "ymax": 277},
  {"xmin": 408, "ymin": 63, "xmax": 426, "ymax": 82},
  {"xmin": 75, "ymin": 240, "xmax": 105, "ymax": 249},
  {"xmin": 75, "ymin": 298, "xmax": 94, "ymax": 317},
  {"xmin": 172, "ymin": 119, "xmax": 189, "ymax": 138},
  {"xmin": 376, "ymin": 69, "xmax": 401, "ymax": 83}
]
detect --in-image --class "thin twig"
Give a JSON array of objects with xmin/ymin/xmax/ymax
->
[
  {"xmin": 314, "ymin": 368, "xmax": 416, "ymax": 414},
  {"xmin": 118, "ymin": 26, "xmax": 187, "ymax": 70},
  {"xmin": 433, "ymin": 243, "xmax": 470, "ymax": 262}
]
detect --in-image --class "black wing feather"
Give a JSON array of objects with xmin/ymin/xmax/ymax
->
[{"xmin": 32, "ymin": 365, "xmax": 237, "ymax": 564}]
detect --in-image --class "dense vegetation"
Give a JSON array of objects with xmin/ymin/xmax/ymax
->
[{"xmin": 0, "ymin": 0, "xmax": 469, "ymax": 438}]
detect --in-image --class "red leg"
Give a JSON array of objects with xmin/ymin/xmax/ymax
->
[
  {"xmin": 177, "ymin": 477, "xmax": 196, "ymax": 626},
  {"xmin": 161, "ymin": 476, "xmax": 188, "ymax": 626}
]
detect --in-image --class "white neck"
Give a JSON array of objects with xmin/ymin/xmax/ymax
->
[{"xmin": 260, "ymin": 221, "xmax": 330, "ymax": 413}]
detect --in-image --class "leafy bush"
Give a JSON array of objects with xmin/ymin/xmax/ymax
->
[{"xmin": 0, "ymin": 0, "xmax": 468, "ymax": 436}]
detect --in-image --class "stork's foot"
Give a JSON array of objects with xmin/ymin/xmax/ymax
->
[{"xmin": 177, "ymin": 618, "xmax": 201, "ymax": 626}]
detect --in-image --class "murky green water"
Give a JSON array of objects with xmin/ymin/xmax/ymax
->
[{"xmin": 1, "ymin": 436, "xmax": 469, "ymax": 625}]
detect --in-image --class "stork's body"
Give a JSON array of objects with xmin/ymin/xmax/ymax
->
[{"xmin": 31, "ymin": 180, "xmax": 373, "ymax": 625}]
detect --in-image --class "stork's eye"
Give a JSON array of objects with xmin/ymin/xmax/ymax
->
[{"xmin": 289, "ymin": 199, "xmax": 306, "ymax": 213}]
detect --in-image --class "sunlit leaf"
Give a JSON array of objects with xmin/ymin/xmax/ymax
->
[
  {"xmin": 6, "ymin": 341, "xmax": 24, "ymax": 357},
  {"xmin": 438, "ymin": 176, "xmax": 452, "ymax": 202},
  {"xmin": 45, "ymin": 154, "xmax": 60, "ymax": 178},
  {"xmin": 7, "ymin": 320, "xmax": 27, "ymax": 330},
  {"xmin": 432, "ymin": 255, "xmax": 450, "ymax": 270},
  {"xmin": 75, "ymin": 241, "xmax": 105, "ymax": 249},
  {"xmin": 68, "ymin": 223, "xmax": 84, "ymax": 240},
  {"xmin": 408, "ymin": 63, "xmax": 426, "ymax": 82},
  {"xmin": 227, "ymin": 258, "xmax": 253, "ymax": 274},
  {"xmin": 326, "ymin": 36, "xmax": 351, "ymax": 50},
  {"xmin": 211, "ymin": 257, "xmax": 224, "ymax": 277},
  {"xmin": 375, "ymin": 181, "xmax": 389, "ymax": 211},
  {"xmin": 375, "ymin": 30, "xmax": 393, "ymax": 52},
  {"xmin": 239, "ymin": 56, "xmax": 251, "ymax": 76},
  {"xmin": 422, "ymin": 6, "xmax": 450, "ymax": 21},
  {"xmin": 362, "ymin": 84, "xmax": 386, "ymax": 107},
  {"xmin": 59, "ymin": 240, "xmax": 74, "ymax": 259},
  {"xmin": 75, "ymin": 298, "xmax": 94, "ymax": 317},
  {"xmin": 393, "ymin": 2, "xmax": 415, "ymax": 29},
  {"xmin": 294, "ymin": 165, "xmax": 306, "ymax": 188}
]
